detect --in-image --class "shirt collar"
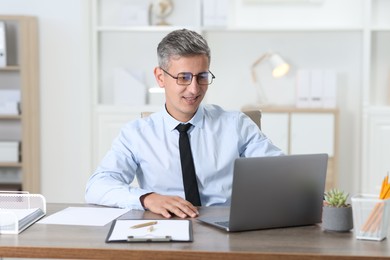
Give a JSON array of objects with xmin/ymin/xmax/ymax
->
[{"xmin": 163, "ymin": 104, "xmax": 205, "ymax": 131}]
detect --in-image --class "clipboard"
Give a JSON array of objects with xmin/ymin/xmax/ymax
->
[{"xmin": 105, "ymin": 219, "xmax": 193, "ymax": 243}]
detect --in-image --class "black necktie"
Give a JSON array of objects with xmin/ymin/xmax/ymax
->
[{"xmin": 176, "ymin": 123, "xmax": 201, "ymax": 206}]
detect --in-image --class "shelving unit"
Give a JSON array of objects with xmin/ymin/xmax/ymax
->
[
  {"xmin": 90, "ymin": 0, "xmax": 390, "ymax": 193},
  {"xmin": 0, "ymin": 16, "xmax": 40, "ymax": 192},
  {"xmin": 361, "ymin": 0, "xmax": 390, "ymax": 194}
]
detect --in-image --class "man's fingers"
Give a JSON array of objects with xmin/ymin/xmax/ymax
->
[
  {"xmin": 163, "ymin": 199, "xmax": 189, "ymax": 218},
  {"xmin": 159, "ymin": 209, "xmax": 172, "ymax": 218},
  {"xmin": 168, "ymin": 197, "xmax": 199, "ymax": 218},
  {"xmin": 143, "ymin": 193, "xmax": 199, "ymax": 218}
]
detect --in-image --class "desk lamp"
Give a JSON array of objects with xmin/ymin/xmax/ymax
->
[{"xmin": 251, "ymin": 52, "xmax": 290, "ymax": 105}]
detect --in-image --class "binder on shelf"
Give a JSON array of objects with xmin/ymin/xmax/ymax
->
[
  {"xmin": 296, "ymin": 69, "xmax": 311, "ymax": 108},
  {"xmin": 309, "ymin": 69, "xmax": 324, "ymax": 108},
  {"xmin": 0, "ymin": 141, "xmax": 20, "ymax": 162},
  {"xmin": 295, "ymin": 69, "xmax": 338, "ymax": 108},
  {"xmin": 0, "ymin": 191, "xmax": 46, "ymax": 234},
  {"xmin": 0, "ymin": 90, "xmax": 21, "ymax": 115},
  {"xmin": 0, "ymin": 21, "xmax": 6, "ymax": 67}
]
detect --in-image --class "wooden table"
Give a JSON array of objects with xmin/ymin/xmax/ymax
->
[{"xmin": 1, "ymin": 204, "xmax": 390, "ymax": 259}]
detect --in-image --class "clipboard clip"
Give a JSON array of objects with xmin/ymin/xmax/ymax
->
[{"xmin": 127, "ymin": 235, "xmax": 172, "ymax": 242}]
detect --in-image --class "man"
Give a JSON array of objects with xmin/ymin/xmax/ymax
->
[{"xmin": 85, "ymin": 29, "xmax": 283, "ymax": 218}]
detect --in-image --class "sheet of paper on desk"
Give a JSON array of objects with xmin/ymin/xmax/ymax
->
[{"xmin": 37, "ymin": 207, "xmax": 129, "ymax": 226}]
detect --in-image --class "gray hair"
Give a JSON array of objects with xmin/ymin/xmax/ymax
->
[{"xmin": 157, "ymin": 28, "xmax": 211, "ymax": 69}]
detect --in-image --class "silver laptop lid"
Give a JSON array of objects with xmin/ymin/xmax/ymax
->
[{"xmin": 228, "ymin": 154, "xmax": 328, "ymax": 232}]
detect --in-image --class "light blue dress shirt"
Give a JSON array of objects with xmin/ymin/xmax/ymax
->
[{"xmin": 85, "ymin": 104, "xmax": 283, "ymax": 209}]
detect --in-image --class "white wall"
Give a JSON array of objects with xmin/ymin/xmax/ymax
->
[
  {"xmin": 0, "ymin": 0, "xmax": 92, "ymax": 203},
  {"xmin": 0, "ymin": 0, "xmax": 365, "ymax": 203}
]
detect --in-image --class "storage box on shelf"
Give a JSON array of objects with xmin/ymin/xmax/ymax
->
[{"xmin": 0, "ymin": 16, "xmax": 40, "ymax": 192}]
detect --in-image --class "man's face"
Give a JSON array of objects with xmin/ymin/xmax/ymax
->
[{"xmin": 154, "ymin": 54, "xmax": 209, "ymax": 122}]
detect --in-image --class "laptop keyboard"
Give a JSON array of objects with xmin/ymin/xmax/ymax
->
[{"xmin": 215, "ymin": 221, "xmax": 229, "ymax": 227}]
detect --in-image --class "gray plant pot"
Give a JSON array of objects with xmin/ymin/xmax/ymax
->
[{"xmin": 322, "ymin": 206, "xmax": 353, "ymax": 232}]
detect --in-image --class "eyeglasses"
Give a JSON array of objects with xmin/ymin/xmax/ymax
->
[{"xmin": 160, "ymin": 68, "xmax": 215, "ymax": 86}]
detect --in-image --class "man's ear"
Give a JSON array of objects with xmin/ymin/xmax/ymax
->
[{"xmin": 154, "ymin": 67, "xmax": 165, "ymax": 88}]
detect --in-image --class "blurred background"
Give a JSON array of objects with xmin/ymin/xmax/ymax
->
[{"xmin": 0, "ymin": 0, "xmax": 389, "ymax": 203}]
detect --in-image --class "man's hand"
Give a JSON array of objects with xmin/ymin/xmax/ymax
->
[{"xmin": 141, "ymin": 193, "xmax": 199, "ymax": 218}]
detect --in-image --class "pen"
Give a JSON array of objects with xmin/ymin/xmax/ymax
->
[{"xmin": 130, "ymin": 221, "xmax": 158, "ymax": 229}]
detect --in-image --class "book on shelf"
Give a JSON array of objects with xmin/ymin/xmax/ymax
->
[
  {"xmin": 0, "ymin": 90, "xmax": 21, "ymax": 115},
  {"xmin": 0, "ymin": 20, "xmax": 6, "ymax": 67}
]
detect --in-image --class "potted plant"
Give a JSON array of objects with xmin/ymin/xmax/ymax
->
[{"xmin": 322, "ymin": 188, "xmax": 353, "ymax": 232}]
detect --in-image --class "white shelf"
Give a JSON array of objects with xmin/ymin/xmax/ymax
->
[
  {"xmin": 90, "ymin": 0, "xmax": 390, "ymax": 194},
  {"xmin": 0, "ymin": 16, "xmax": 40, "ymax": 192},
  {"xmin": 95, "ymin": 26, "xmax": 366, "ymax": 33},
  {"xmin": 366, "ymin": 106, "xmax": 390, "ymax": 113},
  {"xmin": 91, "ymin": 0, "xmax": 389, "ymax": 110},
  {"xmin": 0, "ymin": 66, "xmax": 20, "ymax": 71},
  {"xmin": 370, "ymin": 27, "xmax": 390, "ymax": 32},
  {"xmin": 95, "ymin": 26, "xmax": 202, "ymax": 32},
  {"xmin": 206, "ymin": 26, "xmax": 364, "ymax": 32}
]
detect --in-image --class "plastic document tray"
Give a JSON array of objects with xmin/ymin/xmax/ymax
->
[{"xmin": 0, "ymin": 192, "xmax": 46, "ymax": 234}]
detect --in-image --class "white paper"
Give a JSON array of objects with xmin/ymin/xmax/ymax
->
[
  {"xmin": 37, "ymin": 207, "xmax": 129, "ymax": 226},
  {"xmin": 108, "ymin": 219, "xmax": 191, "ymax": 241}
]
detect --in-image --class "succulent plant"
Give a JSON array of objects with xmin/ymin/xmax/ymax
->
[{"xmin": 324, "ymin": 188, "xmax": 350, "ymax": 207}]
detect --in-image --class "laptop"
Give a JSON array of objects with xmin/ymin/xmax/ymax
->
[{"xmin": 197, "ymin": 153, "xmax": 328, "ymax": 232}]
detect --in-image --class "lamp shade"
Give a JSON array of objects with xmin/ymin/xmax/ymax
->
[
  {"xmin": 250, "ymin": 51, "xmax": 290, "ymax": 105},
  {"xmin": 269, "ymin": 53, "xmax": 290, "ymax": 78},
  {"xmin": 251, "ymin": 52, "xmax": 290, "ymax": 82}
]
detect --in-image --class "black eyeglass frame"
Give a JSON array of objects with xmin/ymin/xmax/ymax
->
[{"xmin": 160, "ymin": 68, "xmax": 215, "ymax": 86}]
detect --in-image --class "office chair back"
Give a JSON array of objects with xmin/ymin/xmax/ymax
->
[{"xmin": 241, "ymin": 110, "xmax": 262, "ymax": 129}]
